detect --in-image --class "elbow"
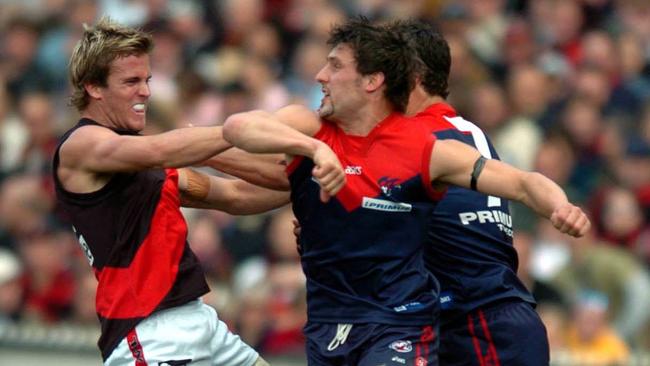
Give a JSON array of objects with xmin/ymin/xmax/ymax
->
[{"xmin": 223, "ymin": 112, "xmax": 251, "ymax": 146}]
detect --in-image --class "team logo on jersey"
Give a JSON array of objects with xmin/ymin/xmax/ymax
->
[
  {"xmin": 458, "ymin": 209, "xmax": 513, "ymax": 237},
  {"xmin": 362, "ymin": 197, "xmax": 412, "ymax": 212},
  {"xmin": 378, "ymin": 176, "xmax": 401, "ymax": 196},
  {"xmin": 72, "ymin": 225, "xmax": 94, "ymax": 266},
  {"xmin": 345, "ymin": 165, "xmax": 362, "ymax": 175},
  {"xmin": 389, "ymin": 340, "xmax": 413, "ymax": 353},
  {"xmin": 391, "ymin": 356, "xmax": 406, "ymax": 364}
]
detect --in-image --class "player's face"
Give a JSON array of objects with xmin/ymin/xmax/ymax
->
[
  {"xmin": 315, "ymin": 44, "xmax": 365, "ymax": 121},
  {"xmin": 95, "ymin": 54, "xmax": 151, "ymax": 131}
]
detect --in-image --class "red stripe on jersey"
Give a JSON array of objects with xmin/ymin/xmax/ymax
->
[
  {"xmin": 286, "ymin": 155, "xmax": 304, "ymax": 176},
  {"xmin": 467, "ymin": 314, "xmax": 486, "ymax": 366},
  {"xmin": 286, "ymin": 120, "xmax": 331, "ymax": 176},
  {"xmin": 415, "ymin": 102, "xmax": 457, "ymax": 132},
  {"xmin": 126, "ymin": 328, "xmax": 148, "ymax": 365},
  {"xmin": 420, "ymin": 135, "xmax": 446, "ymax": 201},
  {"xmin": 478, "ymin": 309, "xmax": 501, "ymax": 366},
  {"xmin": 95, "ymin": 169, "xmax": 187, "ymax": 319}
]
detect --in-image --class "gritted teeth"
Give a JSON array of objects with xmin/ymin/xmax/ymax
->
[{"xmin": 133, "ymin": 103, "xmax": 146, "ymax": 112}]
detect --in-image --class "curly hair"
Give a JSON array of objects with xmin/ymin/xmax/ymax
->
[
  {"xmin": 387, "ymin": 19, "xmax": 450, "ymax": 99},
  {"xmin": 327, "ymin": 16, "xmax": 416, "ymax": 112},
  {"xmin": 68, "ymin": 17, "xmax": 153, "ymax": 111}
]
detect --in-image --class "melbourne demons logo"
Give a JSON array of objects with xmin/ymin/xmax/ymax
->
[
  {"xmin": 389, "ymin": 340, "xmax": 413, "ymax": 353},
  {"xmin": 378, "ymin": 176, "xmax": 401, "ymax": 196}
]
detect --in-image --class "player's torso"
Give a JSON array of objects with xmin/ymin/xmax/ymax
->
[
  {"xmin": 288, "ymin": 114, "xmax": 441, "ymax": 325},
  {"xmin": 417, "ymin": 104, "xmax": 534, "ymax": 318}
]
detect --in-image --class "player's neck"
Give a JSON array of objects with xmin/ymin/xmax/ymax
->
[
  {"xmin": 337, "ymin": 98, "xmax": 393, "ymax": 136},
  {"xmin": 406, "ymin": 87, "xmax": 446, "ymax": 116},
  {"xmin": 81, "ymin": 104, "xmax": 114, "ymax": 129}
]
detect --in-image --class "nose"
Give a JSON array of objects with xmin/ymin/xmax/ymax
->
[
  {"xmin": 315, "ymin": 65, "xmax": 328, "ymax": 83},
  {"xmin": 140, "ymin": 81, "xmax": 151, "ymax": 98}
]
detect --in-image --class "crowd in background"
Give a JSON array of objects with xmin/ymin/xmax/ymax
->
[{"xmin": 0, "ymin": 0, "xmax": 649, "ymax": 364}]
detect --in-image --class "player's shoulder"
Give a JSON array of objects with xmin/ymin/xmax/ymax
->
[{"xmin": 412, "ymin": 102, "xmax": 460, "ymax": 132}]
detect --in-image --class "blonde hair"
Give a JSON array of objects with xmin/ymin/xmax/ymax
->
[{"xmin": 68, "ymin": 17, "xmax": 153, "ymax": 111}]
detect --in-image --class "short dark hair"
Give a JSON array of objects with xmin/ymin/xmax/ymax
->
[
  {"xmin": 327, "ymin": 16, "xmax": 416, "ymax": 113},
  {"xmin": 388, "ymin": 19, "xmax": 450, "ymax": 99}
]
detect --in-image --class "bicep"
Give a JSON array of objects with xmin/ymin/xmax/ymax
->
[
  {"xmin": 62, "ymin": 126, "xmax": 163, "ymax": 173},
  {"xmin": 274, "ymin": 104, "xmax": 321, "ymax": 136},
  {"xmin": 429, "ymin": 139, "xmax": 526, "ymax": 200}
]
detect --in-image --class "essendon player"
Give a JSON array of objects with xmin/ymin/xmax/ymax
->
[
  {"xmin": 222, "ymin": 17, "xmax": 590, "ymax": 366},
  {"xmin": 52, "ymin": 17, "xmax": 320, "ymax": 365}
]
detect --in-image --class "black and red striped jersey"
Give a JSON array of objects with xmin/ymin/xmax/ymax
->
[{"xmin": 52, "ymin": 119, "xmax": 209, "ymax": 360}]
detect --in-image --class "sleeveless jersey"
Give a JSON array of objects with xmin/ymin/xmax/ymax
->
[
  {"xmin": 414, "ymin": 103, "xmax": 534, "ymax": 321},
  {"xmin": 52, "ymin": 119, "xmax": 209, "ymax": 360},
  {"xmin": 287, "ymin": 113, "xmax": 443, "ymax": 325}
]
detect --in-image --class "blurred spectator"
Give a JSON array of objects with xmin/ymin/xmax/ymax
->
[
  {"xmin": 0, "ymin": 17, "xmax": 54, "ymax": 101},
  {"xmin": 15, "ymin": 91, "xmax": 59, "ymax": 176},
  {"xmin": 0, "ymin": 174, "xmax": 52, "ymax": 250},
  {"xmin": 0, "ymin": 76, "xmax": 29, "ymax": 177},
  {"xmin": 266, "ymin": 205, "xmax": 299, "ymax": 262},
  {"xmin": 493, "ymin": 65, "xmax": 545, "ymax": 171},
  {"xmin": 284, "ymin": 37, "xmax": 328, "ymax": 109},
  {"xmin": 0, "ymin": 248, "xmax": 24, "ymax": 321},
  {"xmin": 513, "ymin": 231, "xmax": 566, "ymax": 307},
  {"xmin": 69, "ymin": 270, "xmax": 97, "ymax": 325},
  {"xmin": 18, "ymin": 228, "xmax": 76, "ymax": 323},
  {"xmin": 595, "ymin": 186, "xmax": 649, "ymax": 248},
  {"xmin": 550, "ymin": 226, "xmax": 650, "ymax": 344},
  {"xmin": 188, "ymin": 212, "xmax": 232, "ymax": 282},
  {"xmin": 564, "ymin": 290, "xmax": 630, "ymax": 365}
]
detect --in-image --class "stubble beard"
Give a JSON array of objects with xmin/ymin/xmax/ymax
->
[{"xmin": 318, "ymin": 101, "xmax": 334, "ymax": 119}]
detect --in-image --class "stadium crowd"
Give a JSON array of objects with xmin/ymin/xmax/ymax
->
[{"xmin": 0, "ymin": 0, "xmax": 649, "ymax": 364}]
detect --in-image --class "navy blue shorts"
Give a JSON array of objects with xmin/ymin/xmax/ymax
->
[
  {"xmin": 439, "ymin": 300, "xmax": 549, "ymax": 366},
  {"xmin": 304, "ymin": 322, "xmax": 438, "ymax": 366}
]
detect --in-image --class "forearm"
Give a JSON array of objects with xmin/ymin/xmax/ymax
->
[
  {"xmin": 223, "ymin": 111, "xmax": 321, "ymax": 158},
  {"xmin": 201, "ymin": 148, "xmax": 290, "ymax": 191},
  {"xmin": 152, "ymin": 126, "xmax": 232, "ymax": 168},
  {"xmin": 518, "ymin": 172, "xmax": 569, "ymax": 219},
  {"xmin": 179, "ymin": 169, "xmax": 290, "ymax": 214}
]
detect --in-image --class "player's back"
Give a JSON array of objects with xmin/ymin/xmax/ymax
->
[
  {"xmin": 414, "ymin": 103, "xmax": 534, "ymax": 321},
  {"xmin": 288, "ymin": 113, "xmax": 443, "ymax": 326}
]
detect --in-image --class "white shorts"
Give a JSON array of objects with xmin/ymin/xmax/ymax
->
[{"xmin": 104, "ymin": 300, "xmax": 259, "ymax": 366}]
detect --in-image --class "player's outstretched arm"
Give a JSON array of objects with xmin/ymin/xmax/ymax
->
[
  {"xmin": 178, "ymin": 168, "xmax": 290, "ymax": 214},
  {"xmin": 60, "ymin": 124, "xmax": 232, "ymax": 173},
  {"xmin": 223, "ymin": 105, "xmax": 345, "ymax": 201},
  {"xmin": 200, "ymin": 147, "xmax": 290, "ymax": 191},
  {"xmin": 429, "ymin": 139, "xmax": 590, "ymax": 237}
]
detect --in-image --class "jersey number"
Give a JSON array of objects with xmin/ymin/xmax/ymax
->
[{"xmin": 444, "ymin": 116, "xmax": 501, "ymax": 207}]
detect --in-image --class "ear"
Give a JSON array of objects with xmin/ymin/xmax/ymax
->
[
  {"xmin": 364, "ymin": 72, "xmax": 385, "ymax": 93},
  {"xmin": 84, "ymin": 83, "xmax": 103, "ymax": 100}
]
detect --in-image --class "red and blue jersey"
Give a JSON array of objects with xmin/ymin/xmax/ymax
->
[
  {"xmin": 414, "ymin": 103, "xmax": 534, "ymax": 321},
  {"xmin": 287, "ymin": 113, "xmax": 444, "ymax": 325}
]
